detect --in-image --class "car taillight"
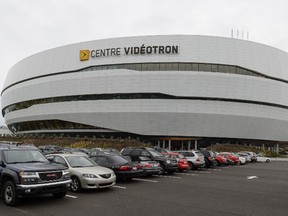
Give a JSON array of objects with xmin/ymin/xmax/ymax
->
[
  {"xmin": 143, "ymin": 163, "xmax": 153, "ymax": 168},
  {"xmin": 136, "ymin": 165, "xmax": 142, "ymax": 169},
  {"xmin": 196, "ymin": 158, "xmax": 200, "ymax": 161},
  {"xmin": 119, "ymin": 166, "xmax": 131, "ymax": 171}
]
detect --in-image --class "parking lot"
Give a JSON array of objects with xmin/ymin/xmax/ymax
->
[{"xmin": 1, "ymin": 161, "xmax": 288, "ymax": 216}]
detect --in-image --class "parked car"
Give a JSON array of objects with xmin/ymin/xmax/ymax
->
[
  {"xmin": 256, "ymin": 154, "xmax": 271, "ymax": 163},
  {"xmin": 46, "ymin": 154, "xmax": 116, "ymax": 192},
  {"xmin": 236, "ymin": 152, "xmax": 251, "ymax": 163},
  {"xmin": 0, "ymin": 147, "xmax": 71, "ymax": 206},
  {"xmin": 199, "ymin": 150, "xmax": 218, "ymax": 168},
  {"xmin": 124, "ymin": 155, "xmax": 161, "ymax": 176},
  {"xmin": 239, "ymin": 151, "xmax": 257, "ymax": 162},
  {"xmin": 89, "ymin": 153, "xmax": 143, "ymax": 180},
  {"xmin": 214, "ymin": 154, "xmax": 227, "ymax": 166},
  {"xmin": 121, "ymin": 147, "xmax": 178, "ymax": 174},
  {"xmin": 175, "ymin": 150, "xmax": 205, "ymax": 170},
  {"xmin": 162, "ymin": 152, "xmax": 189, "ymax": 171},
  {"xmin": 218, "ymin": 152, "xmax": 240, "ymax": 165}
]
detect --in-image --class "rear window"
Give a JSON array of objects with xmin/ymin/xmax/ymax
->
[
  {"xmin": 195, "ymin": 151, "xmax": 204, "ymax": 157},
  {"xmin": 108, "ymin": 155, "xmax": 128, "ymax": 164}
]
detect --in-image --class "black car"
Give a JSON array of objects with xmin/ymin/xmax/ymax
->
[
  {"xmin": 89, "ymin": 153, "xmax": 143, "ymax": 180},
  {"xmin": 121, "ymin": 147, "xmax": 178, "ymax": 175},
  {"xmin": 124, "ymin": 156, "xmax": 161, "ymax": 176},
  {"xmin": 0, "ymin": 146, "xmax": 71, "ymax": 206},
  {"xmin": 199, "ymin": 150, "xmax": 218, "ymax": 168}
]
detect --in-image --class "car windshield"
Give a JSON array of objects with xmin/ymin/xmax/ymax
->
[
  {"xmin": 66, "ymin": 155, "xmax": 97, "ymax": 168},
  {"xmin": 3, "ymin": 150, "xmax": 48, "ymax": 164},
  {"xmin": 108, "ymin": 155, "xmax": 129, "ymax": 164}
]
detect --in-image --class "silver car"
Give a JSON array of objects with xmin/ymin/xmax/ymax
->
[
  {"xmin": 47, "ymin": 154, "xmax": 116, "ymax": 192},
  {"xmin": 175, "ymin": 150, "xmax": 205, "ymax": 169}
]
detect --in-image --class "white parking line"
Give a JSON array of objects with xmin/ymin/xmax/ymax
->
[
  {"xmin": 66, "ymin": 195, "xmax": 77, "ymax": 199},
  {"xmin": 194, "ymin": 171, "xmax": 211, "ymax": 174},
  {"xmin": 174, "ymin": 172, "xmax": 197, "ymax": 176},
  {"xmin": 154, "ymin": 175, "xmax": 182, "ymax": 179},
  {"xmin": 133, "ymin": 178, "xmax": 158, "ymax": 183},
  {"xmin": 113, "ymin": 185, "xmax": 127, "ymax": 189},
  {"xmin": 247, "ymin": 176, "xmax": 258, "ymax": 180}
]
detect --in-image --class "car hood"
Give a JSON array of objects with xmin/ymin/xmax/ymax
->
[
  {"xmin": 7, "ymin": 162, "xmax": 66, "ymax": 172},
  {"xmin": 69, "ymin": 166, "xmax": 113, "ymax": 174}
]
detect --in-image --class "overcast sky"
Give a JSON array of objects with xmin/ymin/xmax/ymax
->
[{"xmin": 1, "ymin": 0, "xmax": 288, "ymax": 126}]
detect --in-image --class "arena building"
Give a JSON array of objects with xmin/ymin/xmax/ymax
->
[{"xmin": 2, "ymin": 35, "xmax": 288, "ymax": 147}]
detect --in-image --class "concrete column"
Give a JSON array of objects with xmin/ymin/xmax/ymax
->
[
  {"xmin": 181, "ymin": 141, "xmax": 184, "ymax": 150},
  {"xmin": 195, "ymin": 140, "xmax": 198, "ymax": 150},
  {"xmin": 168, "ymin": 140, "xmax": 171, "ymax": 150},
  {"xmin": 188, "ymin": 141, "xmax": 191, "ymax": 150},
  {"xmin": 158, "ymin": 141, "xmax": 160, "ymax": 147},
  {"xmin": 276, "ymin": 143, "xmax": 279, "ymax": 154},
  {"xmin": 162, "ymin": 140, "xmax": 166, "ymax": 149}
]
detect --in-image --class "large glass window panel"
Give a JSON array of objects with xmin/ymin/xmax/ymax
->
[
  {"xmin": 165, "ymin": 63, "xmax": 173, "ymax": 70},
  {"xmin": 172, "ymin": 63, "xmax": 179, "ymax": 70},
  {"xmin": 153, "ymin": 63, "xmax": 160, "ymax": 71},
  {"xmin": 192, "ymin": 63, "xmax": 199, "ymax": 71},
  {"xmin": 198, "ymin": 64, "xmax": 205, "ymax": 71},
  {"xmin": 179, "ymin": 63, "xmax": 185, "ymax": 71},
  {"xmin": 147, "ymin": 64, "xmax": 154, "ymax": 71},
  {"xmin": 185, "ymin": 63, "xmax": 192, "ymax": 71},
  {"xmin": 159, "ymin": 63, "xmax": 166, "ymax": 71},
  {"xmin": 211, "ymin": 64, "xmax": 218, "ymax": 72},
  {"xmin": 142, "ymin": 64, "xmax": 148, "ymax": 71}
]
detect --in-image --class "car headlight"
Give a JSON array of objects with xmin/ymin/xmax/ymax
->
[
  {"xmin": 19, "ymin": 172, "xmax": 39, "ymax": 184},
  {"xmin": 20, "ymin": 171, "xmax": 37, "ymax": 177},
  {"xmin": 62, "ymin": 169, "xmax": 70, "ymax": 175},
  {"xmin": 166, "ymin": 160, "xmax": 171, "ymax": 164},
  {"xmin": 82, "ymin": 173, "xmax": 98, "ymax": 178},
  {"xmin": 62, "ymin": 169, "xmax": 70, "ymax": 179}
]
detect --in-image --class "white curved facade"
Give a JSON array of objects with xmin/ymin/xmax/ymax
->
[{"xmin": 2, "ymin": 35, "xmax": 288, "ymax": 141}]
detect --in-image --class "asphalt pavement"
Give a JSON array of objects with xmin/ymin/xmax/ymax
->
[{"xmin": 1, "ymin": 162, "xmax": 288, "ymax": 216}]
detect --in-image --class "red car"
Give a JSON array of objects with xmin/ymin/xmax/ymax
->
[
  {"xmin": 218, "ymin": 152, "xmax": 240, "ymax": 165},
  {"xmin": 162, "ymin": 152, "xmax": 189, "ymax": 171},
  {"xmin": 215, "ymin": 154, "xmax": 227, "ymax": 166}
]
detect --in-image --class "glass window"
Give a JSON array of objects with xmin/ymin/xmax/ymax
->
[
  {"xmin": 185, "ymin": 63, "xmax": 192, "ymax": 71},
  {"xmin": 159, "ymin": 63, "xmax": 166, "ymax": 71},
  {"xmin": 147, "ymin": 64, "xmax": 154, "ymax": 71},
  {"xmin": 94, "ymin": 157, "xmax": 109, "ymax": 165},
  {"xmin": 172, "ymin": 63, "xmax": 179, "ymax": 70},
  {"xmin": 165, "ymin": 63, "xmax": 173, "ymax": 70},
  {"xmin": 142, "ymin": 64, "xmax": 148, "ymax": 71},
  {"xmin": 198, "ymin": 64, "xmax": 205, "ymax": 71},
  {"xmin": 179, "ymin": 63, "xmax": 185, "ymax": 71},
  {"xmin": 192, "ymin": 63, "xmax": 199, "ymax": 71},
  {"xmin": 153, "ymin": 63, "xmax": 160, "ymax": 71},
  {"xmin": 211, "ymin": 64, "xmax": 218, "ymax": 72},
  {"xmin": 135, "ymin": 64, "xmax": 142, "ymax": 71}
]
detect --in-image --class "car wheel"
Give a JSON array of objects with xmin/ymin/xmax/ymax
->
[
  {"xmin": 188, "ymin": 162, "xmax": 195, "ymax": 170},
  {"xmin": 266, "ymin": 159, "xmax": 271, "ymax": 163},
  {"xmin": 53, "ymin": 191, "xmax": 67, "ymax": 198},
  {"xmin": 158, "ymin": 164, "xmax": 165, "ymax": 175},
  {"xmin": 3, "ymin": 181, "xmax": 19, "ymax": 206},
  {"xmin": 70, "ymin": 176, "xmax": 82, "ymax": 192}
]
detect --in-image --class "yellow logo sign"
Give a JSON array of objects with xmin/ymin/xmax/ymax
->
[{"xmin": 80, "ymin": 50, "xmax": 90, "ymax": 61}]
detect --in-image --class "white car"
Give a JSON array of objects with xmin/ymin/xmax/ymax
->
[
  {"xmin": 46, "ymin": 154, "xmax": 116, "ymax": 192},
  {"xmin": 256, "ymin": 155, "xmax": 271, "ymax": 163},
  {"xmin": 175, "ymin": 150, "xmax": 205, "ymax": 169}
]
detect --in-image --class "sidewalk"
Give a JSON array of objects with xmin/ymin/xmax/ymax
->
[{"xmin": 270, "ymin": 158, "xmax": 288, "ymax": 162}]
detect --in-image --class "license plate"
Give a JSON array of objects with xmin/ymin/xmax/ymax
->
[{"xmin": 132, "ymin": 167, "xmax": 137, "ymax": 171}]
